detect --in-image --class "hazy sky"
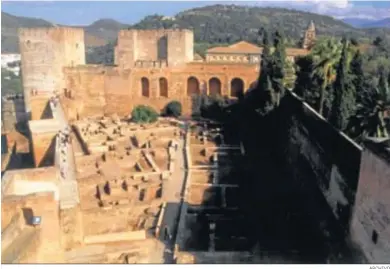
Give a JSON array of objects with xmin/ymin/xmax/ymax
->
[{"xmin": 2, "ymin": 1, "xmax": 390, "ymax": 25}]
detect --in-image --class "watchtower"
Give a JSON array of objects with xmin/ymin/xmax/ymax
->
[
  {"xmin": 302, "ymin": 21, "xmax": 316, "ymax": 50},
  {"xmin": 18, "ymin": 27, "xmax": 85, "ymax": 117},
  {"xmin": 115, "ymin": 29, "xmax": 194, "ymax": 69}
]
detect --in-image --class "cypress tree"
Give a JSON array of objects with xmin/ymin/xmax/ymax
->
[
  {"xmin": 253, "ymin": 28, "xmax": 275, "ymax": 112},
  {"xmin": 349, "ymin": 50, "xmax": 365, "ymax": 103},
  {"xmin": 257, "ymin": 29, "xmax": 272, "ymax": 92},
  {"xmin": 330, "ymin": 38, "xmax": 356, "ymax": 130},
  {"xmin": 271, "ymin": 29, "xmax": 286, "ymax": 106},
  {"xmin": 293, "ymin": 55, "xmax": 316, "ymax": 102}
]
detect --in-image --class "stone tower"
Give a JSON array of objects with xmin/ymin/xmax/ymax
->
[
  {"xmin": 115, "ymin": 29, "xmax": 194, "ymax": 69},
  {"xmin": 18, "ymin": 27, "xmax": 85, "ymax": 116},
  {"xmin": 302, "ymin": 21, "xmax": 316, "ymax": 50}
]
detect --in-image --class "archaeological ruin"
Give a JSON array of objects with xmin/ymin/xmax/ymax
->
[{"xmin": 1, "ymin": 20, "xmax": 389, "ymax": 264}]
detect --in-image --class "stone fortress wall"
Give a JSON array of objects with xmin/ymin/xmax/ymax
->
[
  {"xmin": 19, "ymin": 27, "xmax": 261, "ymax": 121},
  {"xmin": 261, "ymin": 91, "xmax": 390, "ymax": 263}
]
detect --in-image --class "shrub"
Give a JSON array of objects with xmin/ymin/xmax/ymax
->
[
  {"xmin": 163, "ymin": 101, "xmax": 182, "ymax": 117},
  {"xmin": 131, "ymin": 105, "xmax": 158, "ymax": 123}
]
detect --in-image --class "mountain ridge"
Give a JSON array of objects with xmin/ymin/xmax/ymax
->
[
  {"xmin": 342, "ymin": 17, "xmax": 390, "ymax": 29},
  {"xmin": 2, "ymin": 5, "xmax": 390, "ymax": 53}
]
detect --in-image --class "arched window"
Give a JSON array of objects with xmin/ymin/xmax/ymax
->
[
  {"xmin": 159, "ymin": 77, "xmax": 168, "ymax": 97},
  {"xmin": 230, "ymin": 78, "xmax": 244, "ymax": 98},
  {"xmin": 141, "ymin": 77, "xmax": 150, "ymax": 97},
  {"xmin": 208, "ymin": 77, "xmax": 221, "ymax": 97},
  {"xmin": 187, "ymin": 76, "xmax": 200, "ymax": 96}
]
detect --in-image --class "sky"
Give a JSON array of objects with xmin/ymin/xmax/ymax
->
[{"xmin": 2, "ymin": 1, "xmax": 390, "ymax": 26}]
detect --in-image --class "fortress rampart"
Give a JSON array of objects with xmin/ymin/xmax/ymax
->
[{"xmin": 18, "ymin": 27, "xmax": 263, "ymax": 120}]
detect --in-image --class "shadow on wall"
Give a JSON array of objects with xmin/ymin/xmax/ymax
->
[
  {"xmin": 37, "ymin": 136, "xmax": 56, "ymax": 167},
  {"xmin": 22, "ymin": 208, "xmax": 34, "ymax": 226},
  {"xmin": 234, "ymin": 92, "xmax": 361, "ymax": 263},
  {"xmin": 41, "ymin": 102, "xmax": 54, "ymax": 120},
  {"xmin": 2, "ymin": 134, "xmax": 8, "ymax": 154}
]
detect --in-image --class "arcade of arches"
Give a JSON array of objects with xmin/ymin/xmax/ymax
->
[
  {"xmin": 140, "ymin": 76, "xmax": 248, "ymax": 98},
  {"xmin": 185, "ymin": 77, "xmax": 246, "ymax": 97}
]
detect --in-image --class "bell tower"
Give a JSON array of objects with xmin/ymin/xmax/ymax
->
[{"xmin": 302, "ymin": 21, "xmax": 316, "ymax": 50}]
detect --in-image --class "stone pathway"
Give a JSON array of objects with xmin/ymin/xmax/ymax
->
[
  {"xmin": 157, "ymin": 124, "xmax": 187, "ymax": 263},
  {"xmin": 49, "ymin": 98, "xmax": 80, "ymax": 210}
]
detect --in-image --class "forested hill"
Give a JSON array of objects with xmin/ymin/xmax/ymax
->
[
  {"xmin": 3, "ymin": 4, "xmax": 390, "ymax": 54},
  {"xmin": 131, "ymin": 5, "xmax": 390, "ymax": 45}
]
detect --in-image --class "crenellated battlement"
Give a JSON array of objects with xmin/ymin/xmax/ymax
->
[
  {"xmin": 18, "ymin": 27, "xmax": 84, "ymax": 40},
  {"xmin": 64, "ymin": 65, "xmax": 107, "ymax": 74},
  {"xmin": 119, "ymin": 28, "xmax": 193, "ymax": 37},
  {"xmin": 118, "ymin": 29, "xmax": 136, "ymax": 37}
]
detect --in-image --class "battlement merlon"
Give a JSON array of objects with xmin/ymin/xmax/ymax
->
[
  {"xmin": 63, "ymin": 65, "xmax": 109, "ymax": 74},
  {"xmin": 18, "ymin": 27, "xmax": 85, "ymax": 40},
  {"xmin": 118, "ymin": 28, "xmax": 194, "ymax": 36}
]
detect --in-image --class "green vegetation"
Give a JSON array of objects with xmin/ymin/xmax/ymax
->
[
  {"xmin": 310, "ymin": 38, "xmax": 343, "ymax": 115},
  {"xmin": 230, "ymin": 28, "xmax": 390, "ymax": 144},
  {"xmin": 162, "ymin": 101, "xmax": 182, "ymax": 117},
  {"xmin": 293, "ymin": 35, "xmax": 390, "ymax": 140},
  {"xmin": 348, "ymin": 71, "xmax": 390, "ymax": 140},
  {"xmin": 131, "ymin": 105, "xmax": 159, "ymax": 123},
  {"xmin": 1, "ymin": 68, "xmax": 23, "ymax": 95},
  {"xmin": 86, "ymin": 42, "xmax": 115, "ymax": 65},
  {"xmin": 132, "ymin": 5, "xmax": 390, "ymax": 46},
  {"xmin": 329, "ymin": 39, "xmax": 356, "ymax": 131}
]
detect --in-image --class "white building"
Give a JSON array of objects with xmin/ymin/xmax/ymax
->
[{"xmin": 1, "ymin": 54, "xmax": 21, "ymax": 76}]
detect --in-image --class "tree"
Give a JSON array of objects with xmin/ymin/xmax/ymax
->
[
  {"xmin": 373, "ymin": 36, "xmax": 384, "ymax": 47},
  {"xmin": 349, "ymin": 50, "xmax": 365, "ymax": 103},
  {"xmin": 131, "ymin": 105, "xmax": 159, "ymax": 123},
  {"xmin": 284, "ymin": 58, "xmax": 296, "ymax": 90},
  {"xmin": 348, "ymin": 71, "xmax": 390, "ymax": 140},
  {"xmin": 311, "ymin": 38, "xmax": 346, "ymax": 114},
  {"xmin": 271, "ymin": 29, "xmax": 286, "ymax": 106},
  {"xmin": 350, "ymin": 38, "xmax": 358, "ymax": 46},
  {"xmin": 330, "ymin": 39, "xmax": 356, "ymax": 131},
  {"xmin": 200, "ymin": 94, "xmax": 229, "ymax": 121},
  {"xmin": 163, "ymin": 101, "xmax": 182, "ymax": 117},
  {"xmin": 311, "ymin": 38, "xmax": 343, "ymax": 115},
  {"xmin": 252, "ymin": 28, "xmax": 275, "ymax": 113},
  {"xmin": 293, "ymin": 55, "xmax": 318, "ymax": 105}
]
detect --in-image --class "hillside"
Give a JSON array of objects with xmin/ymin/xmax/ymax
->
[
  {"xmin": 131, "ymin": 5, "xmax": 390, "ymax": 45},
  {"xmin": 342, "ymin": 18, "xmax": 376, "ymax": 28},
  {"xmin": 2, "ymin": 5, "xmax": 390, "ymax": 54},
  {"xmin": 362, "ymin": 18, "xmax": 390, "ymax": 29},
  {"xmin": 1, "ymin": 12, "xmax": 53, "ymax": 53},
  {"xmin": 1, "ymin": 12, "xmax": 123, "ymax": 53}
]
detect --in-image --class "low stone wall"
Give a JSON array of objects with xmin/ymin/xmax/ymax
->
[
  {"xmin": 83, "ymin": 230, "xmax": 147, "ymax": 244},
  {"xmin": 155, "ymin": 202, "xmax": 166, "ymax": 238},
  {"xmin": 175, "ymin": 125, "xmax": 192, "ymax": 253}
]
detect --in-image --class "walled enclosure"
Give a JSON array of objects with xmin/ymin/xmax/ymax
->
[
  {"xmin": 62, "ymin": 63, "xmax": 259, "ymax": 119},
  {"xmin": 18, "ymin": 27, "xmax": 272, "ymax": 121}
]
